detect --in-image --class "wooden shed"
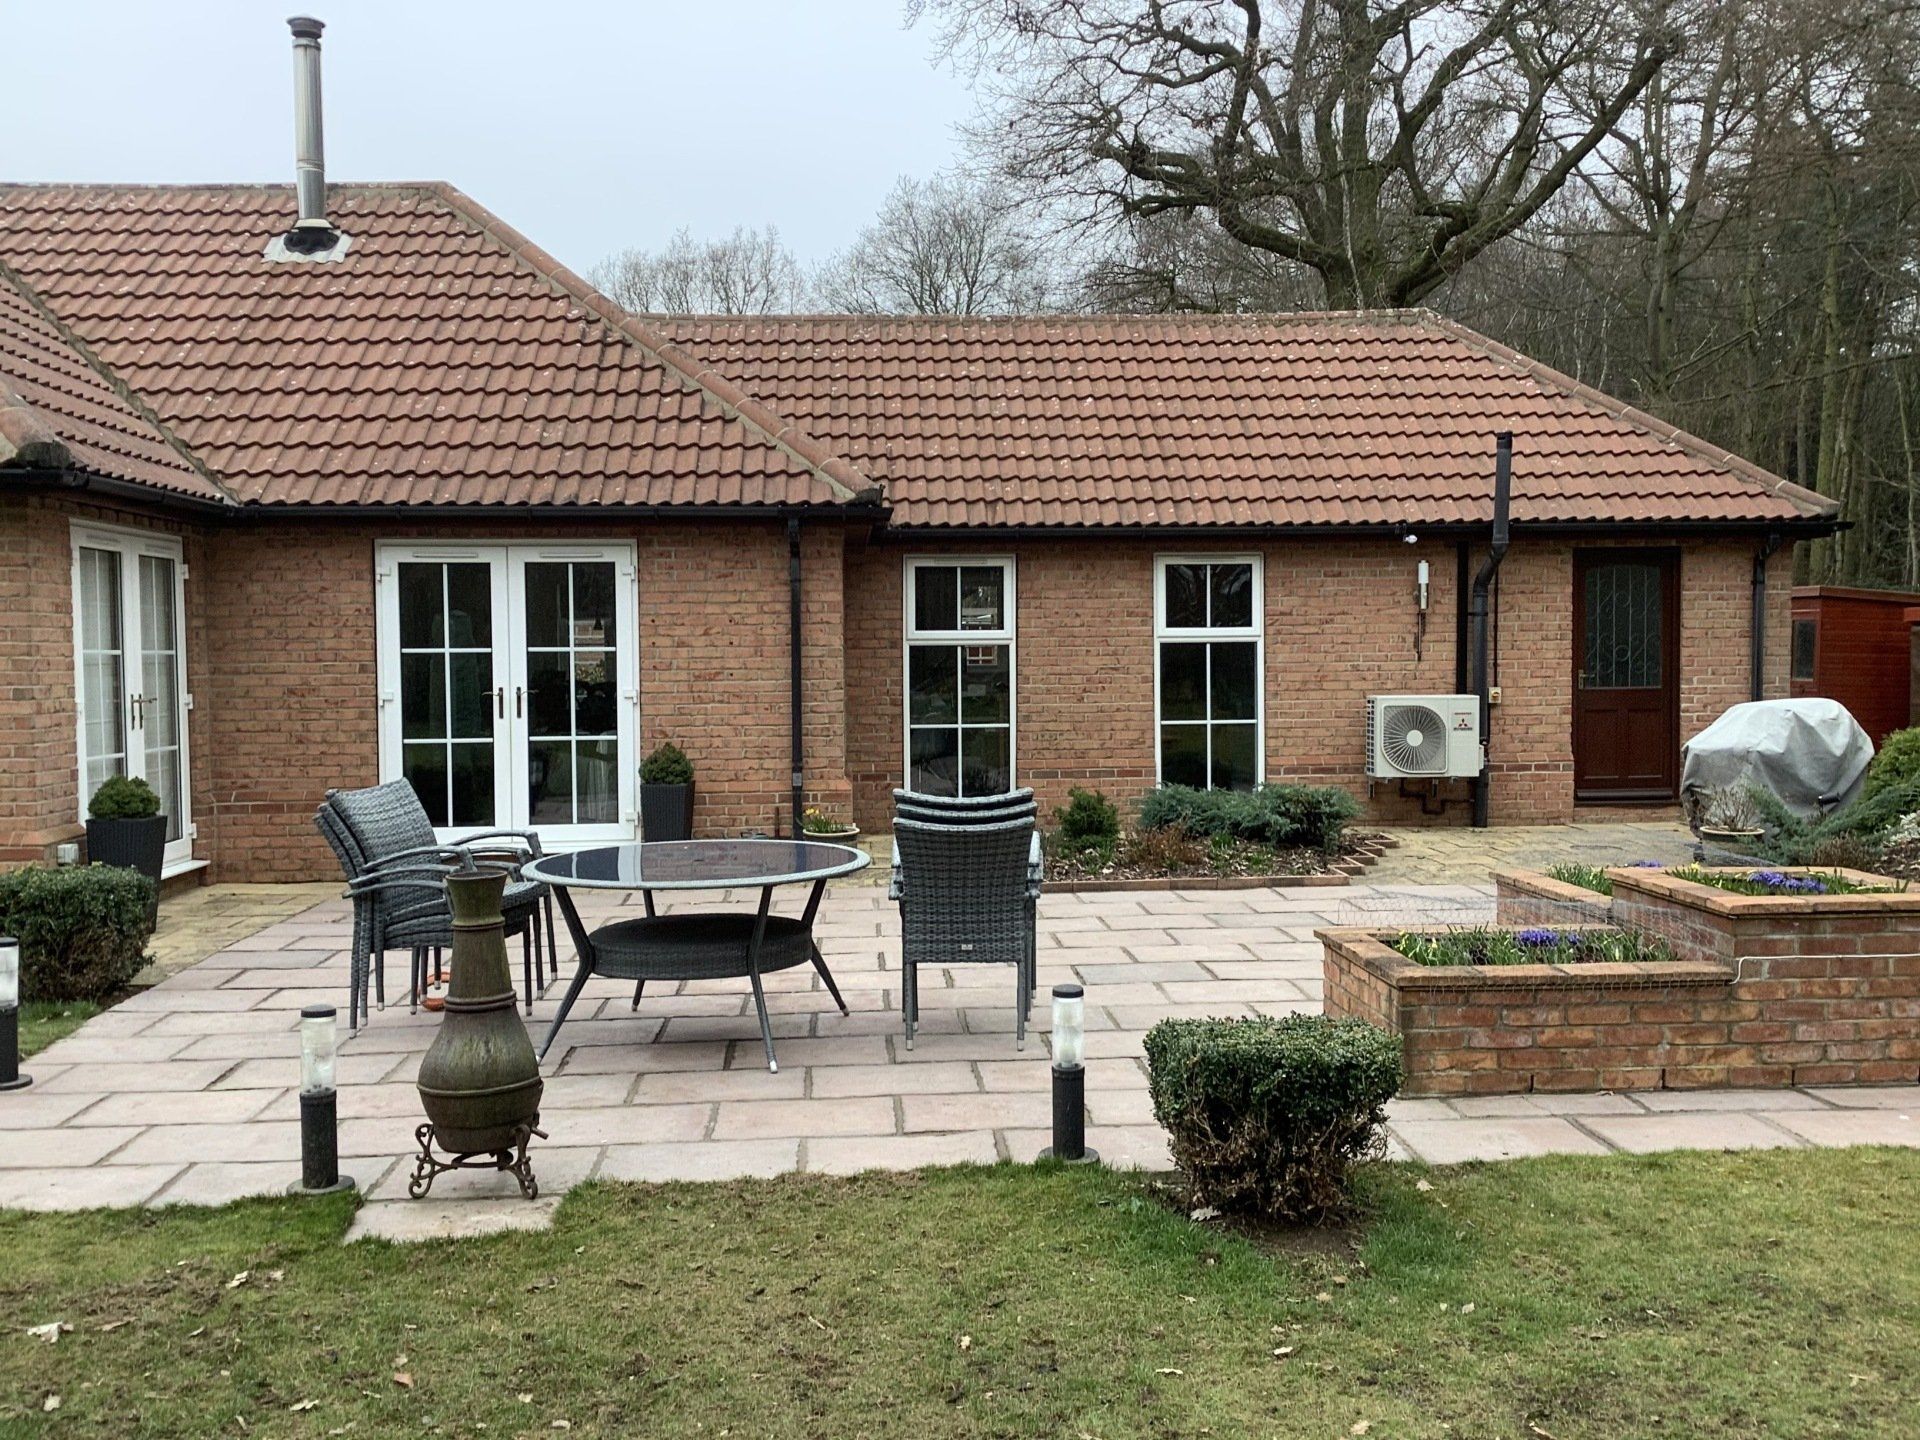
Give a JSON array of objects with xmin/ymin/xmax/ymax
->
[{"xmin": 1790, "ymin": 586, "xmax": 1920, "ymax": 743}]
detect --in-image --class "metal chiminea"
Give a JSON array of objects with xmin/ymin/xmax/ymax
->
[{"xmin": 409, "ymin": 862, "xmax": 547, "ymax": 1198}]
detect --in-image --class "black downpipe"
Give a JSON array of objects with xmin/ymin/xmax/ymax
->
[
  {"xmin": 1470, "ymin": 433, "xmax": 1513, "ymax": 829},
  {"xmin": 1750, "ymin": 532, "xmax": 1782, "ymax": 701},
  {"xmin": 1453, "ymin": 541, "xmax": 1471, "ymax": 694},
  {"xmin": 787, "ymin": 518, "xmax": 804, "ymax": 839}
]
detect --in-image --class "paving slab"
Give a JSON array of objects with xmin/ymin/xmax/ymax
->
[
  {"xmin": 806, "ymin": 1131, "xmax": 999, "ymax": 1174},
  {"xmin": 598, "ymin": 1139, "xmax": 800, "ymax": 1183},
  {"xmin": 1577, "ymin": 1113, "xmax": 1804, "ymax": 1154},
  {"xmin": 1632, "ymin": 1088, "xmax": 1832, "ymax": 1113},
  {"xmin": 712, "ymin": 1097, "xmax": 897, "ymax": 1140},
  {"xmin": 1760, "ymin": 1109, "xmax": 1920, "ymax": 1147},
  {"xmin": 0, "ymin": 1164, "xmax": 183, "ymax": 1210},
  {"xmin": 1801, "ymin": 1086, "xmax": 1920, "ymax": 1111},
  {"xmin": 1391, "ymin": 1117, "xmax": 1613, "ymax": 1164},
  {"xmin": 0, "ymin": 1127, "xmax": 146, "ymax": 1169},
  {"xmin": 347, "ymin": 1196, "xmax": 562, "ymax": 1244}
]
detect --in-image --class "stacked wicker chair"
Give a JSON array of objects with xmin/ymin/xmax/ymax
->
[
  {"xmin": 314, "ymin": 780, "xmax": 558, "ymax": 1028},
  {"xmin": 890, "ymin": 788, "xmax": 1043, "ymax": 1049}
]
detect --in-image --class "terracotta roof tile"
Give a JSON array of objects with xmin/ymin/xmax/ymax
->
[
  {"xmin": 657, "ymin": 313, "xmax": 1832, "ymax": 529},
  {"xmin": 0, "ymin": 268, "xmax": 222, "ymax": 499},
  {"xmin": 0, "ymin": 183, "xmax": 867, "ymax": 510}
]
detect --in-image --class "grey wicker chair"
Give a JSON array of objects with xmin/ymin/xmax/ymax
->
[
  {"xmin": 314, "ymin": 781, "xmax": 557, "ymax": 1028},
  {"xmin": 893, "ymin": 813, "xmax": 1039, "ymax": 1050},
  {"xmin": 890, "ymin": 788, "xmax": 1043, "ymax": 1010}
]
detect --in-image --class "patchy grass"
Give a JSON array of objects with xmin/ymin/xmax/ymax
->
[
  {"xmin": 3, "ymin": 1150, "xmax": 1919, "ymax": 1436},
  {"xmin": 17, "ymin": 1000, "xmax": 100, "ymax": 1058}
]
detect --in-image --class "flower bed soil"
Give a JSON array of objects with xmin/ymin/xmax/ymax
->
[{"xmin": 1044, "ymin": 832, "xmax": 1391, "ymax": 893}]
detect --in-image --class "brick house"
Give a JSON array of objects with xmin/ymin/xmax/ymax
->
[{"xmin": 0, "ymin": 180, "xmax": 1837, "ymax": 884}]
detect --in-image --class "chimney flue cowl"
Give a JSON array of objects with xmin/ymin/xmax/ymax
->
[{"xmin": 268, "ymin": 16, "xmax": 350, "ymax": 261}]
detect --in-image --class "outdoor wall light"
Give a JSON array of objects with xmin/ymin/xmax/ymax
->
[
  {"xmin": 289, "ymin": 1004, "xmax": 354, "ymax": 1195},
  {"xmin": 0, "ymin": 936, "xmax": 30, "ymax": 1092},
  {"xmin": 1039, "ymin": 983, "xmax": 1097, "ymax": 1164}
]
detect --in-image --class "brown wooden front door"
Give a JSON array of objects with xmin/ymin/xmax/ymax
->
[{"xmin": 1572, "ymin": 550, "xmax": 1680, "ymax": 801}]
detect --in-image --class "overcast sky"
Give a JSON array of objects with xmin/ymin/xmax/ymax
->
[{"xmin": 3, "ymin": 0, "xmax": 977, "ymax": 275}]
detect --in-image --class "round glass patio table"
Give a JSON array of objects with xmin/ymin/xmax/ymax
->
[{"xmin": 522, "ymin": 840, "xmax": 871, "ymax": 1073}]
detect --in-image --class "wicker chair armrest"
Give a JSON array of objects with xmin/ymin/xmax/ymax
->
[
  {"xmin": 451, "ymin": 828, "xmax": 544, "ymax": 858},
  {"xmin": 345, "ymin": 858, "xmax": 467, "ymax": 897},
  {"xmin": 355, "ymin": 843, "xmax": 474, "ymax": 874}
]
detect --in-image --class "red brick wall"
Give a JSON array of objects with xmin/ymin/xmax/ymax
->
[
  {"xmin": 843, "ymin": 535, "xmax": 1792, "ymax": 833},
  {"xmin": 1, "ymin": 505, "xmax": 1798, "ymax": 880},
  {"xmin": 189, "ymin": 517, "xmax": 854, "ymax": 880},
  {"xmin": 0, "ymin": 494, "xmax": 210, "ymax": 865}
]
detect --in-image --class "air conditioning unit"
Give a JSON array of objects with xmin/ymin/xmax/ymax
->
[{"xmin": 1366, "ymin": 694, "xmax": 1482, "ymax": 780}]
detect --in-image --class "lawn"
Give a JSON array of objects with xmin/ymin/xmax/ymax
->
[
  {"xmin": 3, "ymin": 1149, "xmax": 1917, "ymax": 1437},
  {"xmin": 17, "ymin": 1001, "xmax": 99, "ymax": 1059}
]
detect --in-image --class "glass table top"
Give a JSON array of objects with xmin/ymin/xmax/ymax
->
[{"xmin": 522, "ymin": 839, "xmax": 872, "ymax": 891}]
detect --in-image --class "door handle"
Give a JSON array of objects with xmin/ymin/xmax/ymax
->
[
  {"xmin": 491, "ymin": 686, "xmax": 505, "ymax": 720},
  {"xmin": 515, "ymin": 685, "xmax": 525, "ymax": 719},
  {"xmin": 129, "ymin": 693, "xmax": 144, "ymax": 729}
]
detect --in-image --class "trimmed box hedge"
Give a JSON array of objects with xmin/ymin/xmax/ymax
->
[
  {"xmin": 1145, "ymin": 1014, "xmax": 1403, "ymax": 1222},
  {"xmin": 0, "ymin": 864, "xmax": 155, "ymax": 1002}
]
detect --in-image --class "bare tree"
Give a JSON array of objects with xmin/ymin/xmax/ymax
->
[
  {"xmin": 816, "ymin": 174, "xmax": 1057, "ymax": 313},
  {"xmin": 589, "ymin": 225, "xmax": 807, "ymax": 313},
  {"xmin": 1075, "ymin": 209, "xmax": 1323, "ymax": 310},
  {"xmin": 917, "ymin": 0, "xmax": 1674, "ymax": 308}
]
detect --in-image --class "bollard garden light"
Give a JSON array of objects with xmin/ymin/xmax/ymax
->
[
  {"xmin": 1039, "ymin": 982, "xmax": 1097, "ymax": 1164},
  {"xmin": 0, "ymin": 936, "xmax": 30, "ymax": 1092},
  {"xmin": 288, "ymin": 1003, "xmax": 354, "ymax": 1195}
]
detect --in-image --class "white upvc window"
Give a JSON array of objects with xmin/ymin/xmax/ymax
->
[
  {"xmin": 902, "ymin": 557, "xmax": 1016, "ymax": 797},
  {"xmin": 1155, "ymin": 554, "xmax": 1263, "ymax": 791}
]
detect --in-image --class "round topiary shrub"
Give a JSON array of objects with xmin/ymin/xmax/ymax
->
[
  {"xmin": 639, "ymin": 742, "xmax": 695, "ymax": 786},
  {"xmin": 87, "ymin": 775, "xmax": 161, "ymax": 820},
  {"xmin": 1865, "ymin": 728, "xmax": 1920, "ymax": 802},
  {"xmin": 0, "ymin": 864, "xmax": 155, "ymax": 1002},
  {"xmin": 1144, "ymin": 1014, "xmax": 1403, "ymax": 1224}
]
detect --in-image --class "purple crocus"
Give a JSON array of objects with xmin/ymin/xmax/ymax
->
[
  {"xmin": 1630, "ymin": 860, "xmax": 1664, "ymax": 868},
  {"xmin": 1515, "ymin": 928, "xmax": 1562, "ymax": 947}
]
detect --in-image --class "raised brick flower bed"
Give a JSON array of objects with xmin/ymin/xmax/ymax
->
[
  {"xmin": 1491, "ymin": 868, "xmax": 1613, "ymax": 926},
  {"xmin": 1606, "ymin": 865, "xmax": 1920, "ymax": 967},
  {"xmin": 1321, "ymin": 864, "xmax": 1920, "ymax": 1095},
  {"xmin": 1319, "ymin": 927, "xmax": 1735, "ymax": 1096}
]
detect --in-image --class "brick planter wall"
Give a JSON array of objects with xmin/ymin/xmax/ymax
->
[
  {"xmin": 1608, "ymin": 866, "xmax": 1920, "ymax": 966},
  {"xmin": 1320, "ymin": 916, "xmax": 1920, "ymax": 1095},
  {"xmin": 1491, "ymin": 869, "xmax": 1613, "ymax": 926}
]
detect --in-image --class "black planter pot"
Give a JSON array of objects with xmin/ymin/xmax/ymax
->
[
  {"xmin": 86, "ymin": 814, "xmax": 168, "ymax": 921},
  {"xmin": 639, "ymin": 783, "xmax": 694, "ymax": 841}
]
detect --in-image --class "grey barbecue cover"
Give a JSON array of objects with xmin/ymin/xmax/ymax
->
[{"xmin": 1680, "ymin": 698, "xmax": 1873, "ymax": 824}]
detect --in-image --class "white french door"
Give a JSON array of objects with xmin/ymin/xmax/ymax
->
[
  {"xmin": 71, "ymin": 524, "xmax": 195, "ymax": 871},
  {"xmin": 375, "ymin": 543, "xmax": 638, "ymax": 846}
]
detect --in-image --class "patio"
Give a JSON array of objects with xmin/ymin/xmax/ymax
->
[{"xmin": 4, "ymin": 874, "xmax": 1917, "ymax": 1241}]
